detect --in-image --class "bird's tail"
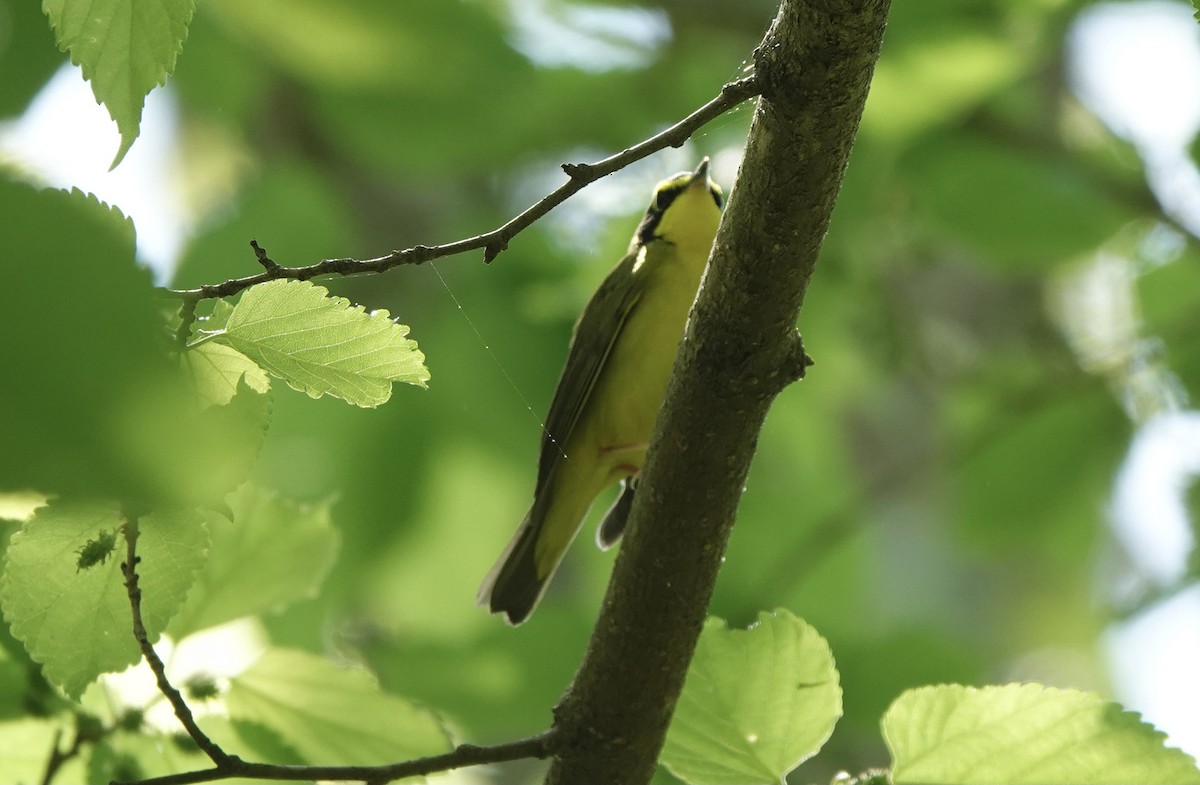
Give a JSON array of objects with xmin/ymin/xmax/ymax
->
[
  {"xmin": 477, "ymin": 511, "xmax": 549, "ymax": 626},
  {"xmin": 479, "ymin": 469, "xmax": 601, "ymax": 624}
]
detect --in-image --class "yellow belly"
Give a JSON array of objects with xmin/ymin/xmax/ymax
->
[
  {"xmin": 532, "ymin": 214, "xmax": 717, "ymax": 575},
  {"xmin": 570, "ymin": 245, "xmax": 707, "ymax": 485}
]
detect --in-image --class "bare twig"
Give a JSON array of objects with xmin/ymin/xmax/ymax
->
[
  {"xmin": 111, "ymin": 730, "xmax": 558, "ymax": 785},
  {"xmin": 39, "ymin": 728, "xmax": 66, "ymax": 785},
  {"xmin": 38, "ymin": 726, "xmax": 88, "ymax": 785},
  {"xmin": 164, "ymin": 76, "xmax": 760, "ymax": 307},
  {"xmin": 173, "ymin": 298, "xmax": 197, "ymax": 348},
  {"xmin": 118, "ymin": 518, "xmax": 555, "ymax": 785},
  {"xmin": 41, "ymin": 713, "xmax": 115, "ymax": 784},
  {"xmin": 40, "ymin": 707, "xmax": 124, "ymax": 783},
  {"xmin": 249, "ymin": 240, "xmax": 280, "ymax": 273},
  {"xmin": 120, "ymin": 518, "xmax": 236, "ymax": 768}
]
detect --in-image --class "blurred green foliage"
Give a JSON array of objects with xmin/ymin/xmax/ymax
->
[{"xmin": 2, "ymin": 0, "xmax": 1199, "ymax": 782}]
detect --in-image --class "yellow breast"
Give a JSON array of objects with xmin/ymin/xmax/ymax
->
[{"xmin": 581, "ymin": 237, "xmax": 714, "ymax": 478}]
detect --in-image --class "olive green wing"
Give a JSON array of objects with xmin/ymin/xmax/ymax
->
[{"xmin": 534, "ymin": 250, "xmax": 645, "ymax": 495}]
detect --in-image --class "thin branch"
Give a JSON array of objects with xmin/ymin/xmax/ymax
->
[
  {"xmin": 41, "ymin": 712, "xmax": 118, "ymax": 785},
  {"xmin": 40, "ymin": 728, "xmax": 65, "ymax": 785},
  {"xmin": 117, "ymin": 516, "xmax": 555, "ymax": 785},
  {"xmin": 113, "ymin": 730, "xmax": 558, "ymax": 785},
  {"xmin": 173, "ymin": 298, "xmax": 197, "ymax": 348},
  {"xmin": 164, "ymin": 76, "xmax": 760, "ymax": 306},
  {"xmin": 120, "ymin": 518, "xmax": 236, "ymax": 768},
  {"xmin": 38, "ymin": 727, "xmax": 88, "ymax": 785},
  {"xmin": 249, "ymin": 239, "xmax": 280, "ymax": 273}
]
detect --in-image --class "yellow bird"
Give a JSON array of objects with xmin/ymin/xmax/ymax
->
[{"xmin": 478, "ymin": 159, "xmax": 724, "ymax": 624}]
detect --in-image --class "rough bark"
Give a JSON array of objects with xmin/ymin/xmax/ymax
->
[{"xmin": 545, "ymin": 1, "xmax": 892, "ymax": 782}]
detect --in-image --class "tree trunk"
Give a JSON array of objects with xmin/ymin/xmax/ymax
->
[{"xmin": 546, "ymin": 0, "xmax": 892, "ymax": 782}]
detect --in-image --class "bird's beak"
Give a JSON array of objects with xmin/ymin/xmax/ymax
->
[{"xmin": 687, "ymin": 157, "xmax": 711, "ymax": 190}]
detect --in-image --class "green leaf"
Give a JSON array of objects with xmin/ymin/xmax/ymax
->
[
  {"xmin": 0, "ymin": 502, "xmax": 209, "ymax": 698},
  {"xmin": 884, "ymin": 683, "xmax": 1200, "ymax": 784},
  {"xmin": 181, "ymin": 341, "xmax": 271, "ymax": 409},
  {"xmin": 208, "ymin": 280, "xmax": 429, "ymax": 407},
  {"xmin": 0, "ymin": 0, "xmax": 64, "ymax": 119},
  {"xmin": 90, "ymin": 730, "xmax": 210, "ymax": 783},
  {"xmin": 108, "ymin": 373, "xmax": 270, "ymax": 509},
  {"xmin": 87, "ymin": 739, "xmax": 146, "ymax": 784},
  {"xmin": 903, "ymin": 134, "xmax": 1132, "ymax": 269},
  {"xmin": 223, "ymin": 719, "xmax": 307, "ymax": 766},
  {"xmin": 225, "ymin": 648, "xmax": 451, "ymax": 765},
  {"xmin": 0, "ymin": 644, "xmax": 27, "ymax": 722},
  {"xmin": 863, "ymin": 34, "xmax": 1025, "ymax": 140},
  {"xmin": 168, "ymin": 485, "xmax": 338, "ymax": 638},
  {"xmin": 0, "ymin": 181, "xmax": 179, "ymax": 504},
  {"xmin": 0, "ymin": 182, "xmax": 250, "ymax": 509},
  {"xmin": 187, "ymin": 377, "xmax": 272, "ymax": 501},
  {"xmin": 953, "ymin": 389, "xmax": 1121, "ymax": 558},
  {"xmin": 41, "ymin": 0, "xmax": 196, "ymax": 167},
  {"xmin": 190, "ymin": 717, "xmax": 309, "ymax": 772},
  {"xmin": 661, "ymin": 609, "xmax": 842, "ymax": 785}
]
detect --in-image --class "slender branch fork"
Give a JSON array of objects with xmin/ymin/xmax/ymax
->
[
  {"xmin": 39, "ymin": 723, "xmax": 97, "ymax": 785},
  {"xmin": 115, "ymin": 519, "xmax": 557, "ymax": 785},
  {"xmin": 164, "ymin": 75, "xmax": 760, "ymax": 310}
]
